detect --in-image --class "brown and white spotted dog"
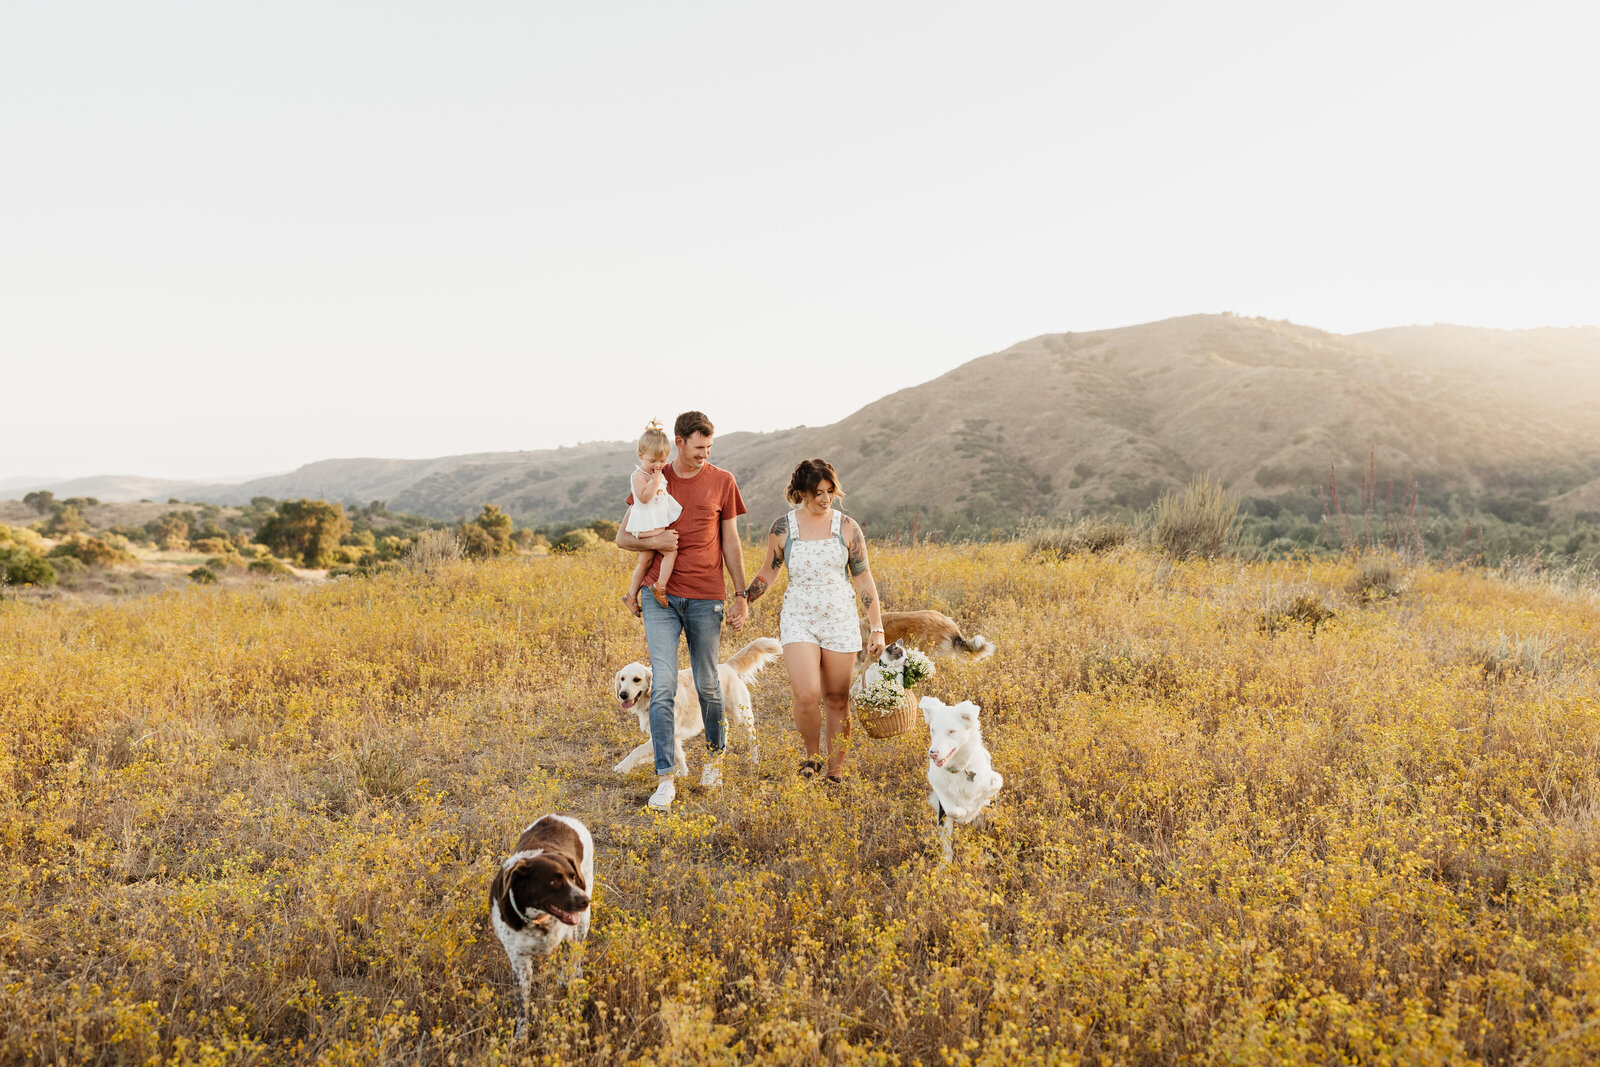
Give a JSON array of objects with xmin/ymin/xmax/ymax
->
[{"xmin": 488, "ymin": 814, "xmax": 594, "ymax": 1038}]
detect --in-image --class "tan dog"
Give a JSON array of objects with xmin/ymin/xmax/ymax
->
[{"xmin": 860, "ymin": 610, "xmax": 995, "ymax": 665}]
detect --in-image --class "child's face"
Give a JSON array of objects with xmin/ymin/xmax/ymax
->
[{"xmin": 640, "ymin": 452, "xmax": 668, "ymax": 475}]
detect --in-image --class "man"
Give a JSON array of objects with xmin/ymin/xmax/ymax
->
[{"xmin": 615, "ymin": 410, "xmax": 749, "ymax": 811}]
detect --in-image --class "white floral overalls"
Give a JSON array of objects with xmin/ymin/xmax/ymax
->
[{"xmin": 778, "ymin": 508, "xmax": 862, "ymax": 654}]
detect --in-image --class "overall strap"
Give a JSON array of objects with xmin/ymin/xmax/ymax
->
[
  {"xmin": 783, "ymin": 510, "xmax": 798, "ymax": 563},
  {"xmin": 832, "ymin": 510, "xmax": 851, "ymax": 576}
]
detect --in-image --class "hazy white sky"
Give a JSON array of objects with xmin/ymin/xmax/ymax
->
[{"xmin": 4, "ymin": 1, "xmax": 1597, "ymax": 480}]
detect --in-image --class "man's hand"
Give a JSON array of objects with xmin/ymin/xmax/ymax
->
[
  {"xmin": 726, "ymin": 596, "xmax": 748, "ymax": 632},
  {"xmin": 633, "ymin": 529, "xmax": 679, "ymax": 552}
]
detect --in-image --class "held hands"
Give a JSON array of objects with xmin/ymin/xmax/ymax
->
[{"xmin": 726, "ymin": 595, "xmax": 748, "ymax": 632}]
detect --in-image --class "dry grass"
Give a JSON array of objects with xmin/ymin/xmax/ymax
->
[{"xmin": 4, "ymin": 544, "xmax": 1600, "ymax": 1064}]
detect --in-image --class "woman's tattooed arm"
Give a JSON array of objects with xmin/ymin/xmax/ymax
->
[
  {"xmin": 846, "ymin": 519, "xmax": 869, "ymax": 576},
  {"xmin": 744, "ymin": 518, "xmax": 786, "ymax": 604}
]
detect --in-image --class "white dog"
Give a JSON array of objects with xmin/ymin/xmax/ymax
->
[
  {"xmin": 613, "ymin": 637, "xmax": 782, "ymax": 775},
  {"xmin": 921, "ymin": 695, "xmax": 1004, "ymax": 863}
]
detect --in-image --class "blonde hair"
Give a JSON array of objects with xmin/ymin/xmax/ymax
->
[{"xmin": 637, "ymin": 419, "xmax": 671, "ymax": 460}]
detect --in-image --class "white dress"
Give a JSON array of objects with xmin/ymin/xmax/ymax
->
[{"xmin": 625, "ymin": 472, "xmax": 683, "ymax": 533}]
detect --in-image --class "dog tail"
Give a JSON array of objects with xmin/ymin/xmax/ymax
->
[
  {"xmin": 726, "ymin": 637, "xmax": 783, "ymax": 682},
  {"xmin": 951, "ymin": 633, "xmax": 996, "ymax": 661}
]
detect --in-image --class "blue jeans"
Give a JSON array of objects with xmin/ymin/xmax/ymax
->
[{"xmin": 641, "ymin": 591, "xmax": 726, "ymax": 775}]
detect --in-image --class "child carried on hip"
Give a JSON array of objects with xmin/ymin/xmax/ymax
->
[{"xmin": 622, "ymin": 419, "xmax": 683, "ymax": 615}]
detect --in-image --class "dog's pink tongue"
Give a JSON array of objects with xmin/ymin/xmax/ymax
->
[{"xmin": 546, "ymin": 906, "xmax": 578, "ymax": 926}]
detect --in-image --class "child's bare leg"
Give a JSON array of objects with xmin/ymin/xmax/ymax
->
[
  {"xmin": 624, "ymin": 548, "xmax": 658, "ymax": 617},
  {"xmin": 652, "ymin": 549, "xmax": 678, "ymax": 608}
]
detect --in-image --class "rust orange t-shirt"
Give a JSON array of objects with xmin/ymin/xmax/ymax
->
[{"xmin": 627, "ymin": 461, "xmax": 747, "ymax": 600}]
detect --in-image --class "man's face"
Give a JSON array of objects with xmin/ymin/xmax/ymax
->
[{"xmin": 676, "ymin": 431, "xmax": 713, "ymax": 469}]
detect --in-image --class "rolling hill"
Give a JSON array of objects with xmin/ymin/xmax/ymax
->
[{"xmin": 16, "ymin": 315, "xmax": 1600, "ymax": 532}]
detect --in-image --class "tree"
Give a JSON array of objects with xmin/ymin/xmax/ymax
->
[
  {"xmin": 256, "ymin": 499, "xmax": 352, "ymax": 567},
  {"xmin": 22, "ymin": 491, "xmax": 54, "ymax": 515},
  {"xmin": 42, "ymin": 505, "xmax": 89, "ymax": 537},
  {"xmin": 146, "ymin": 512, "xmax": 192, "ymax": 551},
  {"xmin": 458, "ymin": 504, "xmax": 515, "ymax": 560}
]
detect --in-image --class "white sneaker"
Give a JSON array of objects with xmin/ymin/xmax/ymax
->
[
  {"xmin": 700, "ymin": 757, "xmax": 723, "ymax": 790},
  {"xmin": 647, "ymin": 776, "xmax": 676, "ymax": 811}
]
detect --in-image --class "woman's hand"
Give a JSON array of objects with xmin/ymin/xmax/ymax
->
[{"xmin": 866, "ymin": 630, "xmax": 886, "ymax": 660}]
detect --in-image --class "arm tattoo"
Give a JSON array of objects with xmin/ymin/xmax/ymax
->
[
  {"xmin": 846, "ymin": 521, "xmax": 868, "ymax": 577},
  {"xmin": 862, "ymin": 593, "xmax": 875, "ymax": 610},
  {"xmin": 772, "ymin": 545, "xmax": 783, "ymax": 569},
  {"xmin": 745, "ymin": 575, "xmax": 769, "ymax": 604},
  {"xmin": 768, "ymin": 515, "xmax": 786, "ymax": 537}
]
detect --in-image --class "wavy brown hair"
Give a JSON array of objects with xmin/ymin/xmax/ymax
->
[{"xmin": 786, "ymin": 458, "xmax": 844, "ymax": 506}]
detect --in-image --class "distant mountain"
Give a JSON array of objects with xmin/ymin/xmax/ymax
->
[
  {"xmin": 1355, "ymin": 324, "xmax": 1600, "ymax": 417},
  {"xmin": 0, "ymin": 474, "xmax": 236, "ymax": 503},
  {"xmin": 14, "ymin": 315, "xmax": 1600, "ymax": 532}
]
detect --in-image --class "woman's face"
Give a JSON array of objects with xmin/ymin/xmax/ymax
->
[{"xmin": 807, "ymin": 480, "xmax": 836, "ymax": 510}]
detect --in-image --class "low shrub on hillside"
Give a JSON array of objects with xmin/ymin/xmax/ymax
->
[
  {"xmin": 1025, "ymin": 516, "xmax": 1134, "ymax": 559},
  {"xmin": 1349, "ymin": 552, "xmax": 1409, "ymax": 603},
  {"xmin": 551, "ymin": 527, "xmax": 600, "ymax": 553},
  {"xmin": 1258, "ymin": 588, "xmax": 1337, "ymax": 637},
  {"xmin": 1152, "ymin": 475, "xmax": 1242, "ymax": 560},
  {"xmin": 1474, "ymin": 631, "xmax": 1561, "ymax": 682},
  {"xmin": 406, "ymin": 529, "xmax": 462, "ymax": 571},
  {"xmin": 246, "ymin": 556, "xmax": 293, "ymax": 578},
  {"xmin": 48, "ymin": 535, "xmax": 134, "ymax": 568}
]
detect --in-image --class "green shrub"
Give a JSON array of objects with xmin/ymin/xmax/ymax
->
[
  {"xmin": 146, "ymin": 512, "xmax": 193, "ymax": 551},
  {"xmin": 40, "ymin": 505, "xmax": 89, "ymax": 537},
  {"xmin": 48, "ymin": 536, "xmax": 135, "ymax": 568},
  {"xmin": 0, "ymin": 524, "xmax": 48, "ymax": 554},
  {"xmin": 188, "ymin": 567, "xmax": 218, "ymax": 584},
  {"xmin": 247, "ymin": 556, "xmax": 293, "ymax": 578},
  {"xmin": 1152, "ymin": 476, "xmax": 1241, "ymax": 560},
  {"xmin": 0, "ymin": 546, "xmax": 56, "ymax": 587},
  {"xmin": 552, "ymin": 528, "xmax": 600, "ymax": 554}
]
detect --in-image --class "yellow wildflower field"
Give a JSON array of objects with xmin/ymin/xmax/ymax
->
[{"xmin": 4, "ymin": 544, "xmax": 1600, "ymax": 1065}]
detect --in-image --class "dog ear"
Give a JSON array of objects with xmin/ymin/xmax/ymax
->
[
  {"xmin": 957, "ymin": 700, "xmax": 981, "ymax": 722},
  {"xmin": 919, "ymin": 695, "xmax": 943, "ymax": 721}
]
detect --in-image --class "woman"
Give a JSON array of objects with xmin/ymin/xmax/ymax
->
[{"xmin": 744, "ymin": 458, "xmax": 885, "ymax": 782}]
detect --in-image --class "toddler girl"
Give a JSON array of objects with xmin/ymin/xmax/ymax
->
[{"xmin": 622, "ymin": 420, "xmax": 683, "ymax": 614}]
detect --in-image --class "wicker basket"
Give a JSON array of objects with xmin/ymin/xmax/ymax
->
[{"xmin": 855, "ymin": 687, "xmax": 919, "ymax": 739}]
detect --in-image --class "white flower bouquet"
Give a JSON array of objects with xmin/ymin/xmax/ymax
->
[{"xmin": 852, "ymin": 647, "xmax": 936, "ymax": 713}]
